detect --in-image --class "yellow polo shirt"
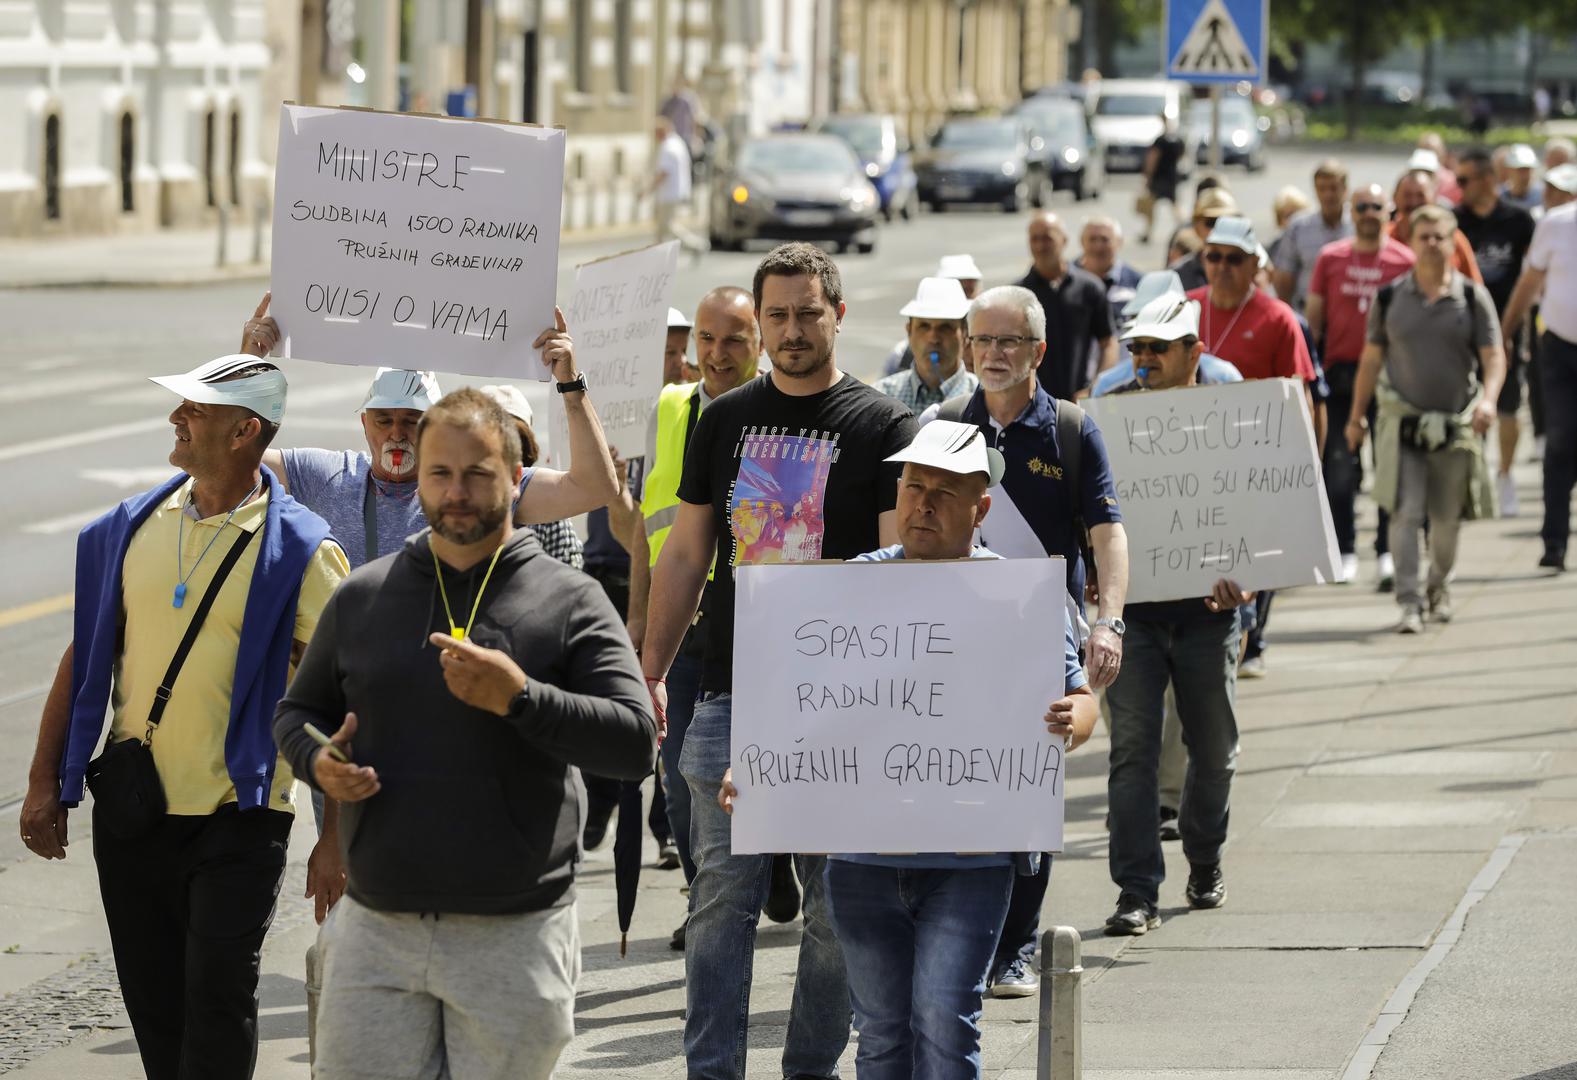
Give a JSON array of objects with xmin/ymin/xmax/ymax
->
[{"xmin": 109, "ymin": 478, "xmax": 349, "ymax": 815}]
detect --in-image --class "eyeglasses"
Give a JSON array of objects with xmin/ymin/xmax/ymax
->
[
  {"xmin": 1204, "ymin": 251, "xmax": 1249, "ymax": 266},
  {"xmin": 1127, "ymin": 339, "xmax": 1176, "ymax": 356},
  {"xmin": 968, "ymin": 334, "xmax": 1034, "ymax": 352},
  {"xmin": 1354, "ymin": 201, "xmax": 1385, "ymax": 213}
]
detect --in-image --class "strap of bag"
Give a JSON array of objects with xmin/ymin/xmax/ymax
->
[
  {"xmin": 146, "ymin": 525, "xmax": 258, "ymax": 738},
  {"xmin": 362, "ymin": 471, "xmax": 378, "ymax": 563},
  {"xmin": 1056, "ymin": 399, "xmax": 1092, "ymax": 571}
]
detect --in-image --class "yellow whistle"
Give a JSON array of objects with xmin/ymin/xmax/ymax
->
[{"xmin": 451, "ymin": 626, "xmax": 465, "ymax": 642}]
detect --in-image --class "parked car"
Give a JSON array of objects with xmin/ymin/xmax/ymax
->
[
  {"xmin": 1089, "ymin": 78, "xmax": 1197, "ymax": 175},
  {"xmin": 1013, "ymin": 97, "xmax": 1105, "ymax": 200},
  {"xmin": 708, "ymin": 134, "xmax": 880, "ymax": 254},
  {"xmin": 810, "ymin": 113, "xmax": 919, "ymax": 222},
  {"xmin": 915, "ymin": 117, "xmax": 1046, "ymax": 212},
  {"xmin": 1187, "ymin": 94, "xmax": 1266, "ymax": 171}
]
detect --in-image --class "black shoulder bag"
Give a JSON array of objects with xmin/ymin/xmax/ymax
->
[{"xmin": 86, "ymin": 526, "xmax": 257, "ymax": 839}]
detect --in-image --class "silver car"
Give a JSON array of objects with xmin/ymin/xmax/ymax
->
[{"xmin": 709, "ymin": 134, "xmax": 881, "ymax": 254}]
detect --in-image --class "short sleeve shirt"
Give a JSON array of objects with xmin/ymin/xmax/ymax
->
[
  {"xmin": 1186, "ymin": 287, "xmax": 1316, "ymax": 383},
  {"xmin": 1528, "ymin": 203, "xmax": 1577, "ymax": 342},
  {"xmin": 1455, "ymin": 199, "xmax": 1536, "ymax": 312},
  {"xmin": 1016, "ymin": 265, "xmax": 1115, "ymax": 401},
  {"xmin": 677, "ymin": 373, "xmax": 919, "ymax": 691},
  {"xmin": 655, "ymin": 133, "xmax": 692, "ymax": 206},
  {"xmin": 1273, "ymin": 208, "xmax": 1354, "ymax": 311},
  {"xmin": 1367, "ymin": 270, "xmax": 1501, "ymax": 413},
  {"xmin": 1308, "ymin": 237, "xmax": 1416, "ymax": 363}
]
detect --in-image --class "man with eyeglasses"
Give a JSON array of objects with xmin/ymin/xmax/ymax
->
[
  {"xmin": 1306, "ymin": 184, "xmax": 1417, "ymax": 587},
  {"xmin": 1015, "ymin": 211, "xmax": 1117, "ymax": 401}
]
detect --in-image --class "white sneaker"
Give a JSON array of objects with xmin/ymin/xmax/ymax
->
[
  {"xmin": 1397, "ymin": 607, "xmax": 1424, "ymax": 634},
  {"xmin": 1376, "ymin": 553, "xmax": 1395, "ymax": 593},
  {"xmin": 1238, "ymin": 655, "xmax": 1267, "ymax": 678},
  {"xmin": 1340, "ymin": 553, "xmax": 1360, "ymax": 583},
  {"xmin": 1497, "ymin": 473, "xmax": 1520, "ymax": 518}
]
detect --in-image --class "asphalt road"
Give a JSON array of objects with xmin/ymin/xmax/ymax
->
[{"xmin": 0, "ymin": 142, "xmax": 1413, "ymax": 823}]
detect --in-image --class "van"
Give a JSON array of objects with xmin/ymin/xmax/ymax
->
[{"xmin": 1089, "ymin": 79, "xmax": 1199, "ymax": 175}]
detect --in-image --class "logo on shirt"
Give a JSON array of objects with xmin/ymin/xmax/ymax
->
[
  {"xmin": 1025, "ymin": 456, "xmax": 1063, "ymax": 480},
  {"xmin": 726, "ymin": 432, "xmax": 839, "ymax": 565}
]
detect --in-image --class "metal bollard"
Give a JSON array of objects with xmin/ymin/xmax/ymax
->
[
  {"xmin": 251, "ymin": 202, "xmax": 266, "ymax": 265},
  {"xmin": 215, "ymin": 202, "xmax": 229, "ymax": 269},
  {"xmin": 1037, "ymin": 926, "xmax": 1083, "ymax": 1080}
]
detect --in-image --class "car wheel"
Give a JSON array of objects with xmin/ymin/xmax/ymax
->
[
  {"xmin": 857, "ymin": 238, "xmax": 876, "ymax": 254},
  {"xmin": 1074, "ymin": 171, "xmax": 1090, "ymax": 201},
  {"xmin": 1002, "ymin": 184, "xmax": 1025, "ymax": 213},
  {"xmin": 926, "ymin": 200, "xmax": 944, "ymax": 213}
]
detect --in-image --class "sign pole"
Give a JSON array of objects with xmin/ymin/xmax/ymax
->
[{"xmin": 1210, "ymin": 84, "xmax": 1223, "ymax": 171}]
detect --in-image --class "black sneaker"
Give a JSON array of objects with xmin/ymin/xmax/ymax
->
[
  {"xmin": 1104, "ymin": 894, "xmax": 1161, "ymax": 936},
  {"xmin": 763, "ymin": 854, "xmax": 801, "ymax": 923},
  {"xmin": 1158, "ymin": 806, "xmax": 1181, "ymax": 842},
  {"xmin": 1539, "ymin": 549, "xmax": 1567, "ymax": 572},
  {"xmin": 669, "ymin": 916, "xmax": 688, "ymax": 951},
  {"xmin": 1185, "ymin": 862, "xmax": 1227, "ymax": 909}
]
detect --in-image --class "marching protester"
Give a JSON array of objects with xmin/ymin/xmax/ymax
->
[
  {"xmin": 1271, "ymin": 159, "xmax": 1353, "ymax": 312},
  {"xmin": 717, "ymin": 420, "xmax": 1098, "ymax": 1080},
  {"xmin": 883, "ymin": 254, "xmax": 985, "ymax": 375},
  {"xmin": 1171, "ymin": 187, "xmax": 1241, "ymax": 291},
  {"xmin": 639, "ymin": 242, "xmax": 917, "ymax": 1079},
  {"xmin": 274, "ymin": 387, "xmax": 657, "ymax": 1080},
  {"xmin": 665, "ymin": 305, "xmax": 699, "ymax": 382},
  {"xmin": 1345, "ymin": 206, "xmax": 1505, "ymax": 632},
  {"xmin": 1017, "ymin": 211, "xmax": 1117, "ymax": 400},
  {"xmin": 1305, "ymin": 184, "xmax": 1417, "ymax": 585},
  {"xmin": 1499, "ymin": 143, "xmax": 1543, "ymax": 214},
  {"xmin": 1391, "ymin": 168, "xmax": 1483, "ymax": 282},
  {"xmin": 1093, "ymin": 270, "xmax": 1245, "ymax": 393},
  {"xmin": 1075, "ymin": 214, "xmax": 1143, "ymax": 330},
  {"xmin": 921, "ymin": 284, "xmax": 1129, "ymax": 995},
  {"xmin": 1102, "ymin": 295, "xmax": 1252, "ymax": 935},
  {"xmin": 873, "ymin": 276, "xmax": 979, "ymax": 411},
  {"xmin": 20, "ymin": 355, "xmax": 348, "ymax": 1079}
]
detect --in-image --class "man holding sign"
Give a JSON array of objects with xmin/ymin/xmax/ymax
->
[{"xmin": 718, "ymin": 421, "xmax": 1097, "ymax": 1080}]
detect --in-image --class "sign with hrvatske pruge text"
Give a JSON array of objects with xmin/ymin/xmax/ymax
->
[
  {"xmin": 729, "ymin": 557, "xmax": 1069, "ymax": 855},
  {"xmin": 1084, "ymin": 378, "xmax": 1341, "ymax": 603},
  {"xmin": 270, "ymin": 104, "xmax": 565, "ymax": 378}
]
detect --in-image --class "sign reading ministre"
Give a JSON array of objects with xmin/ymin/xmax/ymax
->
[
  {"xmin": 1085, "ymin": 378, "xmax": 1341, "ymax": 603},
  {"xmin": 270, "ymin": 104, "xmax": 565, "ymax": 378},
  {"xmin": 729, "ymin": 558, "xmax": 1068, "ymax": 855},
  {"xmin": 546, "ymin": 242, "xmax": 679, "ymax": 464}
]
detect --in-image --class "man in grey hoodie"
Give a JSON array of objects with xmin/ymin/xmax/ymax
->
[{"xmin": 274, "ymin": 387, "xmax": 657, "ymax": 1080}]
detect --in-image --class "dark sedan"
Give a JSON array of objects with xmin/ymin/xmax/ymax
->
[
  {"xmin": 708, "ymin": 134, "xmax": 880, "ymax": 254},
  {"xmin": 1013, "ymin": 98, "xmax": 1104, "ymax": 201},
  {"xmin": 915, "ymin": 118, "xmax": 1046, "ymax": 212},
  {"xmin": 812, "ymin": 113, "xmax": 919, "ymax": 221}
]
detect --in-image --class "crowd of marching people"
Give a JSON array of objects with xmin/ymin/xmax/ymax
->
[{"xmin": 14, "ymin": 127, "xmax": 1576, "ymax": 1080}]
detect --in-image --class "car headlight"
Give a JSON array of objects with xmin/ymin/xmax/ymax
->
[
  {"xmin": 1230, "ymin": 130, "xmax": 1249, "ymax": 148},
  {"xmin": 1062, "ymin": 146, "xmax": 1081, "ymax": 165},
  {"xmin": 732, "ymin": 184, "xmax": 750, "ymax": 205},
  {"xmin": 1001, "ymin": 161, "xmax": 1019, "ymax": 177},
  {"xmin": 865, "ymin": 161, "xmax": 880, "ymax": 179}
]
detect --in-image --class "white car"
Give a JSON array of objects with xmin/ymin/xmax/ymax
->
[{"xmin": 1090, "ymin": 79, "xmax": 1199, "ymax": 175}]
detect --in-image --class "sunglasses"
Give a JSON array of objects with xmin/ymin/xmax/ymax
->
[
  {"xmin": 1127, "ymin": 339, "xmax": 1176, "ymax": 356},
  {"xmin": 1454, "ymin": 174, "xmax": 1475, "ymax": 187},
  {"xmin": 1354, "ymin": 201, "xmax": 1385, "ymax": 213},
  {"xmin": 1204, "ymin": 251, "xmax": 1249, "ymax": 266}
]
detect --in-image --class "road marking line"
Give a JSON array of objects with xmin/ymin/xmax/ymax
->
[
  {"xmin": 0, "ymin": 372, "xmax": 135, "ymax": 405},
  {"xmin": 0, "ymin": 593, "xmax": 73, "ymax": 629}
]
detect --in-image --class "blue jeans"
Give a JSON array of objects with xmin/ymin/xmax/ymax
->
[
  {"xmin": 679, "ymin": 691, "xmax": 851, "ymax": 1080},
  {"xmin": 826, "ymin": 861, "xmax": 1013, "ymax": 1080},
  {"xmin": 1106, "ymin": 613, "xmax": 1240, "ymax": 906},
  {"xmin": 661, "ymin": 652, "xmax": 704, "ymax": 884}
]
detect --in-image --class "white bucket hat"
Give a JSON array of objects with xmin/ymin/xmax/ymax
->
[
  {"xmin": 935, "ymin": 254, "xmax": 983, "ymax": 282},
  {"xmin": 150, "ymin": 354, "xmax": 287, "ymax": 424},
  {"xmin": 360, "ymin": 368, "xmax": 442, "ymax": 413},
  {"xmin": 885, "ymin": 419, "xmax": 1006, "ymax": 487},
  {"xmin": 1121, "ymin": 295, "xmax": 1201, "ymax": 343},
  {"xmin": 478, "ymin": 384, "xmax": 534, "ymax": 427},
  {"xmin": 900, "ymin": 277, "xmax": 972, "ymax": 320}
]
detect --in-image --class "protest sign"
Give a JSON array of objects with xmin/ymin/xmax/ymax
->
[
  {"xmin": 546, "ymin": 242, "xmax": 679, "ymax": 465},
  {"xmin": 270, "ymin": 103, "xmax": 565, "ymax": 378},
  {"xmin": 729, "ymin": 557, "xmax": 1068, "ymax": 855},
  {"xmin": 1084, "ymin": 378, "xmax": 1341, "ymax": 603}
]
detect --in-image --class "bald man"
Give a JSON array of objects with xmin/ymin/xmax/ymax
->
[{"xmin": 1015, "ymin": 211, "xmax": 1117, "ymax": 400}]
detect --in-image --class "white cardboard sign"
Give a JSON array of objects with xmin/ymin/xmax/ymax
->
[
  {"xmin": 1084, "ymin": 378, "xmax": 1341, "ymax": 603},
  {"xmin": 546, "ymin": 242, "xmax": 679, "ymax": 465},
  {"xmin": 270, "ymin": 104, "xmax": 566, "ymax": 378},
  {"xmin": 729, "ymin": 558, "xmax": 1069, "ymax": 855}
]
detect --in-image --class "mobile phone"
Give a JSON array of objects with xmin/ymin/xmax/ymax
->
[{"xmin": 303, "ymin": 722, "xmax": 350, "ymax": 764}]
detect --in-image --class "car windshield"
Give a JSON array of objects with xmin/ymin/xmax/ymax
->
[
  {"xmin": 936, "ymin": 120, "xmax": 1019, "ymax": 150},
  {"xmin": 1096, "ymin": 93, "xmax": 1167, "ymax": 118},
  {"xmin": 1188, "ymin": 99, "xmax": 1256, "ymax": 127},
  {"xmin": 739, "ymin": 139, "xmax": 855, "ymax": 174},
  {"xmin": 1018, "ymin": 106, "xmax": 1084, "ymax": 143},
  {"xmin": 819, "ymin": 118, "xmax": 885, "ymax": 159}
]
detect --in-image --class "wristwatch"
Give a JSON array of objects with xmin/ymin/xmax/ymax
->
[
  {"xmin": 505, "ymin": 684, "xmax": 531, "ymax": 718},
  {"xmin": 1094, "ymin": 617, "xmax": 1126, "ymax": 636},
  {"xmin": 555, "ymin": 373, "xmax": 588, "ymax": 395}
]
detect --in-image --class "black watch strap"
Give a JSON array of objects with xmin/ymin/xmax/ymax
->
[{"xmin": 556, "ymin": 374, "xmax": 588, "ymax": 394}]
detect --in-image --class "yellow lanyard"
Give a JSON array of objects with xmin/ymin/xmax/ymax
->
[{"xmin": 433, "ymin": 542, "xmax": 506, "ymax": 642}]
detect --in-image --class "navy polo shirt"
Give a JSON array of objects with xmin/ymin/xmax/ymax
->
[{"xmin": 955, "ymin": 385, "xmax": 1123, "ymax": 611}]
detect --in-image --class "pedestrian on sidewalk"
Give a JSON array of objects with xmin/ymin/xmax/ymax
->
[
  {"xmin": 717, "ymin": 421, "xmax": 1098, "ymax": 1080},
  {"xmin": 1271, "ymin": 158, "xmax": 1353, "ymax": 313},
  {"xmin": 273, "ymin": 388, "xmax": 657, "ymax": 1080},
  {"xmin": 20, "ymin": 354, "xmax": 348, "ymax": 1080},
  {"xmin": 873, "ymin": 276, "xmax": 978, "ymax": 412},
  {"xmin": 881, "ymin": 253, "xmax": 984, "ymax": 376},
  {"xmin": 650, "ymin": 116, "xmax": 706, "ymax": 256},
  {"xmin": 1500, "ymin": 170, "xmax": 1577, "ymax": 572},
  {"xmin": 1102, "ymin": 295, "xmax": 1251, "ymax": 936},
  {"xmin": 639, "ymin": 243, "xmax": 918, "ymax": 1079},
  {"xmin": 1345, "ymin": 205, "xmax": 1505, "ymax": 633},
  {"xmin": 1016, "ymin": 212, "xmax": 1117, "ymax": 401},
  {"xmin": 1305, "ymin": 183, "xmax": 1417, "ymax": 587},
  {"xmin": 1139, "ymin": 114, "xmax": 1185, "ymax": 245}
]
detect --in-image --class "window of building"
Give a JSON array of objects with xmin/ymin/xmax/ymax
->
[
  {"xmin": 572, "ymin": 2, "xmax": 592, "ymax": 93},
  {"xmin": 613, "ymin": 0, "xmax": 632, "ymax": 94},
  {"xmin": 229, "ymin": 109, "xmax": 242, "ymax": 205},
  {"xmin": 43, "ymin": 114, "xmax": 61, "ymax": 220},
  {"xmin": 203, "ymin": 109, "xmax": 216, "ymax": 207},
  {"xmin": 119, "ymin": 112, "xmax": 135, "ymax": 212}
]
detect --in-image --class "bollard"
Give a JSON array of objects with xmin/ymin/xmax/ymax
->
[
  {"xmin": 1036, "ymin": 925, "xmax": 1083, "ymax": 1080},
  {"xmin": 251, "ymin": 201, "xmax": 266, "ymax": 264},
  {"xmin": 216, "ymin": 202, "xmax": 229, "ymax": 269}
]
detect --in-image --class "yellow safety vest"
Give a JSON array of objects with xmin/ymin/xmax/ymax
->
[{"xmin": 641, "ymin": 382, "xmax": 709, "ymax": 575}]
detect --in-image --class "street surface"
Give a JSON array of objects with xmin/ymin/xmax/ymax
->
[{"xmin": 1, "ymin": 145, "xmax": 1574, "ymax": 1078}]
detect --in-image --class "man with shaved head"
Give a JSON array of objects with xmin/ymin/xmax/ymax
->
[{"xmin": 1015, "ymin": 211, "xmax": 1116, "ymax": 401}]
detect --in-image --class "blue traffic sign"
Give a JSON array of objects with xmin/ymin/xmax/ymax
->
[{"xmin": 1165, "ymin": 0, "xmax": 1267, "ymax": 84}]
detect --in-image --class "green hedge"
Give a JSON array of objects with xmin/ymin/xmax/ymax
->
[{"xmin": 1298, "ymin": 106, "xmax": 1540, "ymax": 147}]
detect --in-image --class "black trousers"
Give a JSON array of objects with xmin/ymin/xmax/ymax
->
[
  {"xmin": 93, "ymin": 803, "xmax": 292, "ymax": 1080},
  {"xmin": 1542, "ymin": 331, "xmax": 1577, "ymax": 557}
]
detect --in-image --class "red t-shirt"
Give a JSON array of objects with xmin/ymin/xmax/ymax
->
[
  {"xmin": 1186, "ymin": 286, "xmax": 1316, "ymax": 383},
  {"xmin": 1309, "ymin": 237, "xmax": 1416, "ymax": 363}
]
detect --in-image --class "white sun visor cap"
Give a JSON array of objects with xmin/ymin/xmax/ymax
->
[
  {"xmin": 900, "ymin": 276, "xmax": 972, "ymax": 320},
  {"xmin": 935, "ymin": 253, "xmax": 983, "ymax": 281},
  {"xmin": 885, "ymin": 419, "xmax": 1006, "ymax": 488},
  {"xmin": 360, "ymin": 368, "xmax": 442, "ymax": 412},
  {"xmin": 1121, "ymin": 270, "xmax": 1186, "ymax": 321},
  {"xmin": 667, "ymin": 307, "xmax": 693, "ymax": 330},
  {"xmin": 1122, "ymin": 295, "xmax": 1201, "ymax": 343},
  {"xmin": 478, "ymin": 384, "xmax": 534, "ymax": 428},
  {"xmin": 149, "ymin": 354, "xmax": 287, "ymax": 424}
]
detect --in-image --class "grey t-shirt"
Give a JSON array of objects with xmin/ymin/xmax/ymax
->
[
  {"xmin": 1273, "ymin": 208, "xmax": 1353, "ymax": 312},
  {"xmin": 1367, "ymin": 271, "xmax": 1500, "ymax": 414}
]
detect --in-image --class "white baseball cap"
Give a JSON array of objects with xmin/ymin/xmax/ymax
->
[
  {"xmin": 1121, "ymin": 295, "xmax": 1201, "ymax": 343},
  {"xmin": 668, "ymin": 307, "xmax": 693, "ymax": 330},
  {"xmin": 935, "ymin": 253, "xmax": 983, "ymax": 281},
  {"xmin": 885, "ymin": 419, "xmax": 1006, "ymax": 487},
  {"xmin": 1505, "ymin": 143, "xmax": 1538, "ymax": 170},
  {"xmin": 478, "ymin": 383, "xmax": 534, "ymax": 427},
  {"xmin": 1121, "ymin": 270, "xmax": 1186, "ymax": 321},
  {"xmin": 1407, "ymin": 148, "xmax": 1442, "ymax": 175},
  {"xmin": 149, "ymin": 354, "xmax": 287, "ymax": 424},
  {"xmin": 900, "ymin": 277, "xmax": 972, "ymax": 320},
  {"xmin": 360, "ymin": 368, "xmax": 442, "ymax": 412},
  {"xmin": 1546, "ymin": 163, "xmax": 1577, "ymax": 194}
]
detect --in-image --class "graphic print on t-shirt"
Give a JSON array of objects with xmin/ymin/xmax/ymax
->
[{"xmin": 726, "ymin": 429, "xmax": 840, "ymax": 565}]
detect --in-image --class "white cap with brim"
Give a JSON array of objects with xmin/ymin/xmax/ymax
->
[
  {"xmin": 1407, "ymin": 148, "xmax": 1442, "ymax": 175},
  {"xmin": 1545, "ymin": 163, "xmax": 1577, "ymax": 194},
  {"xmin": 936, "ymin": 253, "xmax": 983, "ymax": 281},
  {"xmin": 1121, "ymin": 296, "xmax": 1201, "ymax": 343},
  {"xmin": 1506, "ymin": 143, "xmax": 1538, "ymax": 170},
  {"xmin": 1121, "ymin": 270, "xmax": 1186, "ymax": 320},
  {"xmin": 1204, "ymin": 216, "xmax": 1259, "ymax": 255},
  {"xmin": 361, "ymin": 368, "xmax": 442, "ymax": 412},
  {"xmin": 668, "ymin": 307, "xmax": 693, "ymax": 330},
  {"xmin": 885, "ymin": 419, "xmax": 1006, "ymax": 488},
  {"xmin": 149, "ymin": 354, "xmax": 287, "ymax": 425},
  {"xmin": 900, "ymin": 277, "xmax": 972, "ymax": 320},
  {"xmin": 478, "ymin": 384, "xmax": 534, "ymax": 427}
]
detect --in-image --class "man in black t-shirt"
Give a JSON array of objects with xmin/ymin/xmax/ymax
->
[
  {"xmin": 1016, "ymin": 211, "xmax": 1116, "ymax": 402},
  {"xmin": 1142, "ymin": 115, "xmax": 1186, "ymax": 244},
  {"xmin": 640, "ymin": 242, "xmax": 918, "ymax": 1080}
]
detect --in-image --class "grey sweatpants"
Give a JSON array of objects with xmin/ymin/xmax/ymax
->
[{"xmin": 315, "ymin": 896, "xmax": 580, "ymax": 1080}]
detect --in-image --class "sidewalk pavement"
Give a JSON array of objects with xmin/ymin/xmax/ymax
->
[{"xmin": 1, "ymin": 452, "xmax": 1573, "ymax": 1079}]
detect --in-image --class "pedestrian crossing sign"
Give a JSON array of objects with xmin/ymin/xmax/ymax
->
[{"xmin": 1166, "ymin": 0, "xmax": 1266, "ymax": 84}]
